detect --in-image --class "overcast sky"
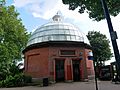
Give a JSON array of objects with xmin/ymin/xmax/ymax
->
[{"xmin": 7, "ymin": 0, "xmax": 120, "ymax": 64}]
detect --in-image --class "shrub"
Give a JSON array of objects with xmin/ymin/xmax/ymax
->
[
  {"xmin": 0, "ymin": 73, "xmax": 32, "ymax": 87},
  {"xmin": 23, "ymin": 75, "xmax": 32, "ymax": 83}
]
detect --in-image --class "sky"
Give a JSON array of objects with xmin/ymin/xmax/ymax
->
[{"xmin": 6, "ymin": 0, "xmax": 120, "ymax": 64}]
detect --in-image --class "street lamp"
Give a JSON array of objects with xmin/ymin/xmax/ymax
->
[{"xmin": 100, "ymin": 0, "xmax": 120, "ymax": 81}]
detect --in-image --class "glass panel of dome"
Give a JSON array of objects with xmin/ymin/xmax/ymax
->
[
  {"xmin": 53, "ymin": 35, "xmax": 60, "ymax": 40},
  {"xmin": 64, "ymin": 25, "xmax": 69, "ymax": 29},
  {"xmin": 41, "ymin": 36, "xmax": 44, "ymax": 42},
  {"xmin": 48, "ymin": 25, "xmax": 54, "ymax": 30},
  {"xmin": 32, "ymin": 31, "xmax": 36, "ymax": 34},
  {"xmin": 64, "ymin": 30, "xmax": 70, "ymax": 34},
  {"xmin": 39, "ymin": 27, "xmax": 44, "ymax": 31},
  {"xmin": 71, "ymin": 35, "xmax": 76, "ymax": 40},
  {"xmin": 40, "ymin": 31, "xmax": 45, "ymax": 36},
  {"xmin": 43, "ymin": 36, "xmax": 49, "ymax": 41},
  {"xmin": 58, "ymin": 25, "xmax": 64, "ymax": 29},
  {"xmin": 74, "ymin": 31, "xmax": 79, "ymax": 36},
  {"xmin": 53, "ymin": 25, "xmax": 59, "ymax": 29},
  {"xmin": 38, "ymin": 37, "xmax": 42, "ymax": 42},
  {"xmin": 73, "ymin": 27, "xmax": 77, "ymax": 30},
  {"xmin": 52, "ymin": 30, "xmax": 59, "ymax": 34},
  {"xmin": 50, "ymin": 25, "xmax": 55, "ymax": 29},
  {"xmin": 60, "ymin": 35, "xmax": 66, "ymax": 40},
  {"xmin": 49, "ymin": 30, "xmax": 54, "ymax": 34},
  {"xmin": 44, "ymin": 30, "xmax": 49, "ymax": 35},
  {"xmin": 37, "ymin": 27, "xmax": 41, "ymax": 30},
  {"xmin": 30, "ymin": 35, "xmax": 35, "ymax": 40},
  {"xmin": 68, "ymin": 26, "xmax": 73, "ymax": 30},
  {"xmin": 42, "ymin": 26, "xmax": 47, "ymax": 31},
  {"xmin": 80, "ymin": 37, "xmax": 84, "ymax": 42},
  {"xmin": 50, "ymin": 36, "xmax": 54, "ymax": 41},
  {"xmin": 34, "ymin": 38, "xmax": 38, "ymax": 43},
  {"xmin": 37, "ymin": 28, "xmax": 41, "ymax": 32},
  {"xmin": 70, "ymin": 30, "xmax": 75, "ymax": 35},
  {"xmin": 28, "ymin": 37, "xmax": 32, "ymax": 41},
  {"xmin": 78, "ymin": 31, "xmax": 81, "ymax": 36},
  {"xmin": 76, "ymin": 36, "xmax": 80, "ymax": 41},
  {"xmin": 66, "ymin": 35, "xmax": 71, "ymax": 40},
  {"xmin": 59, "ymin": 30, "xmax": 65, "ymax": 34},
  {"xmin": 49, "ymin": 25, "xmax": 55, "ymax": 30},
  {"xmin": 47, "ymin": 36, "xmax": 52, "ymax": 41},
  {"xmin": 45, "ymin": 26, "xmax": 50, "ymax": 30},
  {"xmin": 36, "ymin": 31, "xmax": 40, "ymax": 36},
  {"xmin": 30, "ymin": 39, "xmax": 34, "ymax": 44},
  {"xmin": 35, "ymin": 33, "xmax": 39, "ymax": 37}
]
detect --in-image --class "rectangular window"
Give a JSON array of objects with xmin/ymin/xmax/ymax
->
[{"xmin": 60, "ymin": 50, "xmax": 75, "ymax": 55}]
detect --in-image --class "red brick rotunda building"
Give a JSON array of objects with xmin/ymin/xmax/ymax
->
[{"xmin": 23, "ymin": 14, "xmax": 94, "ymax": 83}]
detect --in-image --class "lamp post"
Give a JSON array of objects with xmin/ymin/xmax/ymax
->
[
  {"xmin": 100, "ymin": 0, "xmax": 120, "ymax": 81},
  {"xmin": 93, "ymin": 60, "xmax": 99, "ymax": 90}
]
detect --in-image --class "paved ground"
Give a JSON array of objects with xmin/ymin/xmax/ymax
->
[{"xmin": 0, "ymin": 81, "xmax": 120, "ymax": 90}]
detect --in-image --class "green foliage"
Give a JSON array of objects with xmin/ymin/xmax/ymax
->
[
  {"xmin": 0, "ymin": 73, "xmax": 32, "ymax": 87},
  {"xmin": 62, "ymin": 0, "xmax": 120, "ymax": 21},
  {"xmin": 23, "ymin": 75, "xmax": 32, "ymax": 84},
  {"xmin": 87, "ymin": 31, "xmax": 113, "ymax": 65},
  {"xmin": 0, "ymin": 74, "xmax": 23, "ymax": 87},
  {"xmin": 0, "ymin": 5, "xmax": 29, "ymax": 87}
]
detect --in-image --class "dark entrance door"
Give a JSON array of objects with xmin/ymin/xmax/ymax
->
[
  {"xmin": 72, "ymin": 60, "xmax": 80, "ymax": 81},
  {"xmin": 55, "ymin": 60, "xmax": 65, "ymax": 82}
]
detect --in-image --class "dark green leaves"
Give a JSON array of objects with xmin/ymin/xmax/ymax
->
[
  {"xmin": 62, "ymin": 0, "xmax": 120, "ymax": 21},
  {"xmin": 87, "ymin": 31, "xmax": 113, "ymax": 65}
]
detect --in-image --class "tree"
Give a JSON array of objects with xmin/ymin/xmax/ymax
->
[
  {"xmin": 62, "ymin": 0, "xmax": 120, "ymax": 21},
  {"xmin": 87, "ymin": 31, "xmax": 113, "ymax": 66},
  {"xmin": 0, "ymin": 5, "xmax": 29, "ymax": 80}
]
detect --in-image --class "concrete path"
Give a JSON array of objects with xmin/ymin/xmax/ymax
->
[{"xmin": 0, "ymin": 81, "xmax": 120, "ymax": 90}]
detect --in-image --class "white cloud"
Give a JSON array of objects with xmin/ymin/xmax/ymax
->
[
  {"xmin": 13, "ymin": 0, "xmax": 41, "ymax": 8},
  {"xmin": 13, "ymin": 0, "xmax": 59, "ymax": 19}
]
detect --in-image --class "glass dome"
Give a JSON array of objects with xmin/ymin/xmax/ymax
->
[{"xmin": 27, "ymin": 14, "xmax": 90, "ymax": 46}]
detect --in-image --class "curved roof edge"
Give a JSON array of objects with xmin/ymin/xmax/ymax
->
[{"xmin": 23, "ymin": 41, "xmax": 92, "ymax": 54}]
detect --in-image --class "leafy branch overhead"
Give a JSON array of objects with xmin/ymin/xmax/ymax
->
[{"xmin": 62, "ymin": 0, "xmax": 120, "ymax": 21}]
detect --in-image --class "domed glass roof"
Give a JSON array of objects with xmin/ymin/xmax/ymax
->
[{"xmin": 27, "ymin": 14, "xmax": 90, "ymax": 46}]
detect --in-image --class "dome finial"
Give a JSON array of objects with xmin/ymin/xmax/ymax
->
[{"xmin": 52, "ymin": 11, "xmax": 63, "ymax": 22}]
